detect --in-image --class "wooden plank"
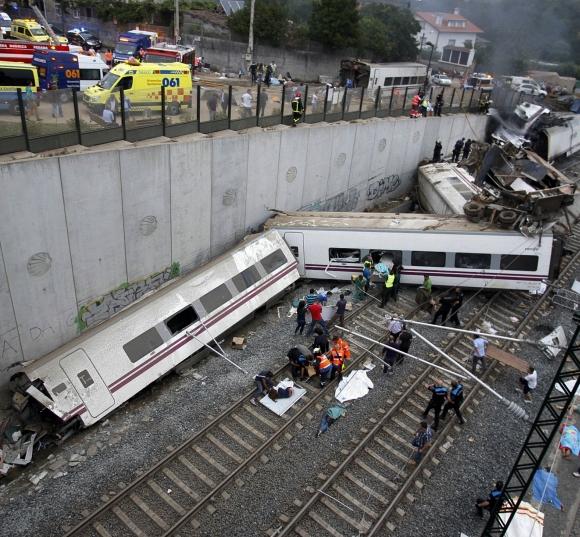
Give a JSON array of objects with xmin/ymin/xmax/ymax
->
[
  {"xmin": 93, "ymin": 522, "xmax": 113, "ymax": 537},
  {"xmin": 148, "ymin": 479, "xmax": 186, "ymax": 515},
  {"xmin": 487, "ymin": 344, "xmax": 529, "ymax": 373},
  {"xmin": 178, "ymin": 455, "xmax": 216, "ymax": 487},
  {"xmin": 320, "ymin": 497, "xmax": 371, "ymax": 532},
  {"xmin": 343, "ymin": 471, "xmax": 388, "ymax": 505},
  {"xmin": 231, "ymin": 414, "xmax": 267, "ymax": 440},
  {"xmin": 207, "ymin": 433, "xmax": 244, "ymax": 463},
  {"xmin": 332, "ymin": 484, "xmax": 378, "ymax": 519},
  {"xmin": 308, "ymin": 511, "xmax": 345, "ymax": 537},
  {"xmin": 112, "ymin": 506, "xmax": 147, "ymax": 537},
  {"xmin": 162, "ymin": 467, "xmax": 200, "ymax": 501},
  {"xmin": 218, "ymin": 424, "xmax": 255, "ymax": 452},
  {"xmin": 192, "ymin": 446, "xmax": 230, "ymax": 475},
  {"xmin": 355, "ymin": 458, "xmax": 398, "ymax": 489},
  {"xmin": 130, "ymin": 493, "xmax": 169, "ymax": 530}
]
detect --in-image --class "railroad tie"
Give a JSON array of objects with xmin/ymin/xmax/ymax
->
[
  {"xmin": 244, "ymin": 405, "xmax": 279, "ymax": 429},
  {"xmin": 320, "ymin": 496, "xmax": 372, "ymax": 533},
  {"xmin": 178, "ymin": 454, "xmax": 216, "ymax": 487},
  {"xmin": 130, "ymin": 493, "xmax": 170, "ymax": 530},
  {"xmin": 343, "ymin": 470, "xmax": 388, "ymax": 505},
  {"xmin": 356, "ymin": 457, "xmax": 399, "ymax": 488},
  {"xmin": 193, "ymin": 445, "xmax": 230, "ymax": 474},
  {"xmin": 331, "ymin": 484, "xmax": 378, "ymax": 519},
  {"xmin": 162, "ymin": 467, "xmax": 200, "ymax": 500},
  {"xmin": 147, "ymin": 479, "xmax": 186, "ymax": 515},
  {"xmin": 308, "ymin": 511, "xmax": 344, "ymax": 537},
  {"xmin": 112, "ymin": 506, "xmax": 147, "ymax": 536},
  {"xmin": 295, "ymin": 525, "xmax": 313, "ymax": 537},
  {"xmin": 207, "ymin": 433, "xmax": 244, "ymax": 463},
  {"xmin": 218, "ymin": 423, "xmax": 255, "ymax": 452},
  {"xmin": 93, "ymin": 522, "xmax": 113, "ymax": 537},
  {"xmin": 231, "ymin": 414, "xmax": 267, "ymax": 440}
]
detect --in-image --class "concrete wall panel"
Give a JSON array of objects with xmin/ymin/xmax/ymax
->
[
  {"xmin": 0, "ymin": 160, "xmax": 77, "ymax": 360},
  {"xmin": 275, "ymin": 127, "xmax": 309, "ymax": 211},
  {"xmin": 301, "ymin": 124, "xmax": 332, "ymax": 209},
  {"xmin": 60, "ymin": 151, "xmax": 127, "ymax": 304},
  {"xmin": 210, "ymin": 134, "xmax": 249, "ymax": 254},
  {"xmin": 120, "ymin": 145, "xmax": 172, "ymax": 282},
  {"xmin": 369, "ymin": 118, "xmax": 396, "ymax": 178},
  {"xmin": 326, "ymin": 123, "xmax": 356, "ymax": 198},
  {"xmin": 245, "ymin": 130, "xmax": 280, "ymax": 231},
  {"xmin": 170, "ymin": 139, "xmax": 213, "ymax": 272}
]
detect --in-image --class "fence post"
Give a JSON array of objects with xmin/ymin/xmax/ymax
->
[
  {"xmin": 467, "ymin": 88, "xmax": 474, "ymax": 111},
  {"xmin": 459, "ymin": 88, "xmax": 465, "ymax": 110},
  {"xmin": 161, "ymin": 85, "xmax": 166, "ymax": 136},
  {"xmin": 280, "ymin": 84, "xmax": 286, "ymax": 124},
  {"xmin": 120, "ymin": 87, "xmax": 127, "ymax": 140},
  {"xmin": 402, "ymin": 87, "xmax": 409, "ymax": 114},
  {"xmin": 16, "ymin": 88, "xmax": 30, "ymax": 152},
  {"xmin": 448, "ymin": 88, "xmax": 456, "ymax": 112},
  {"xmin": 196, "ymin": 85, "xmax": 201, "ymax": 132},
  {"xmin": 388, "ymin": 87, "xmax": 395, "ymax": 115},
  {"xmin": 72, "ymin": 89, "xmax": 82, "ymax": 145},
  {"xmin": 374, "ymin": 86, "xmax": 381, "ymax": 116},
  {"xmin": 429, "ymin": 86, "xmax": 433, "ymax": 100},
  {"xmin": 255, "ymin": 84, "xmax": 261, "ymax": 127},
  {"xmin": 358, "ymin": 87, "xmax": 365, "ymax": 118},
  {"xmin": 341, "ymin": 87, "xmax": 348, "ymax": 120},
  {"xmin": 323, "ymin": 84, "xmax": 329, "ymax": 121},
  {"xmin": 303, "ymin": 85, "xmax": 309, "ymax": 122},
  {"xmin": 227, "ymin": 85, "xmax": 232, "ymax": 129}
]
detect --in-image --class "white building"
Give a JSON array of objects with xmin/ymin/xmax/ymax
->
[{"xmin": 415, "ymin": 9, "xmax": 483, "ymax": 69}]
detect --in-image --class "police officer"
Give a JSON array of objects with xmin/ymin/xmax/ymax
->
[
  {"xmin": 440, "ymin": 380, "xmax": 465, "ymax": 424},
  {"xmin": 381, "ymin": 271, "xmax": 395, "ymax": 308},
  {"xmin": 476, "ymin": 481, "xmax": 504, "ymax": 518},
  {"xmin": 316, "ymin": 350, "xmax": 333, "ymax": 388},
  {"xmin": 422, "ymin": 381, "xmax": 448, "ymax": 431},
  {"xmin": 291, "ymin": 91, "xmax": 304, "ymax": 127}
]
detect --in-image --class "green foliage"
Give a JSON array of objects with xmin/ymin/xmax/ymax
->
[
  {"xmin": 169, "ymin": 261, "xmax": 181, "ymax": 278},
  {"xmin": 309, "ymin": 0, "xmax": 359, "ymax": 49},
  {"xmin": 358, "ymin": 3, "xmax": 419, "ymax": 61},
  {"xmin": 227, "ymin": 0, "xmax": 289, "ymax": 47}
]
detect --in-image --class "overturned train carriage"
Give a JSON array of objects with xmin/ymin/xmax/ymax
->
[
  {"xmin": 16, "ymin": 231, "xmax": 299, "ymax": 427},
  {"xmin": 265, "ymin": 212, "xmax": 560, "ymax": 291}
]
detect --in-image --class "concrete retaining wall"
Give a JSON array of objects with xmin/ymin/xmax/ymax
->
[{"xmin": 0, "ymin": 113, "xmax": 487, "ymax": 390}]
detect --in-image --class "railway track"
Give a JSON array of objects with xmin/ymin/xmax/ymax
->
[
  {"xmin": 63, "ymin": 285, "xmax": 436, "ymax": 537},
  {"xmin": 267, "ymin": 226, "xmax": 580, "ymax": 537}
]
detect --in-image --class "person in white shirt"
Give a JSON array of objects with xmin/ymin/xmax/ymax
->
[
  {"xmin": 519, "ymin": 366, "xmax": 537, "ymax": 402},
  {"xmin": 241, "ymin": 89, "xmax": 252, "ymax": 118},
  {"xmin": 471, "ymin": 334, "xmax": 488, "ymax": 374},
  {"xmin": 102, "ymin": 107, "xmax": 115, "ymax": 125}
]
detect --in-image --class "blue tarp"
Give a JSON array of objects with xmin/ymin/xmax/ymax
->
[
  {"xmin": 570, "ymin": 99, "xmax": 580, "ymax": 114},
  {"xmin": 532, "ymin": 469, "xmax": 563, "ymax": 510}
]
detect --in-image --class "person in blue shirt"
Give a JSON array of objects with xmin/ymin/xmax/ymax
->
[
  {"xmin": 476, "ymin": 481, "xmax": 504, "ymax": 518},
  {"xmin": 440, "ymin": 380, "xmax": 465, "ymax": 424},
  {"xmin": 422, "ymin": 381, "xmax": 448, "ymax": 431}
]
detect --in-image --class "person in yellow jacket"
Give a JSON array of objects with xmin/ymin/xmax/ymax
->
[
  {"xmin": 329, "ymin": 336, "xmax": 351, "ymax": 381},
  {"xmin": 291, "ymin": 91, "xmax": 304, "ymax": 127},
  {"xmin": 315, "ymin": 349, "xmax": 333, "ymax": 388},
  {"xmin": 381, "ymin": 272, "xmax": 395, "ymax": 308}
]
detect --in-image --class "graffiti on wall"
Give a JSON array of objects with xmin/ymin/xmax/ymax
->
[
  {"xmin": 75, "ymin": 262, "xmax": 180, "ymax": 332},
  {"xmin": 300, "ymin": 187, "xmax": 360, "ymax": 212},
  {"xmin": 366, "ymin": 174, "xmax": 401, "ymax": 201}
]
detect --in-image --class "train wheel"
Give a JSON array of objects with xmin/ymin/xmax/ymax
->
[
  {"xmin": 498, "ymin": 209, "xmax": 518, "ymax": 226},
  {"xmin": 463, "ymin": 201, "xmax": 485, "ymax": 221}
]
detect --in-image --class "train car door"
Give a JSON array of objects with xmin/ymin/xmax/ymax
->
[
  {"xmin": 60, "ymin": 350, "xmax": 115, "ymax": 418},
  {"xmin": 283, "ymin": 232, "xmax": 304, "ymax": 275}
]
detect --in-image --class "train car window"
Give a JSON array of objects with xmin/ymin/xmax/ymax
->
[
  {"xmin": 289, "ymin": 246, "xmax": 299, "ymax": 258},
  {"xmin": 411, "ymin": 251, "xmax": 446, "ymax": 267},
  {"xmin": 165, "ymin": 305, "xmax": 199, "ymax": 335},
  {"xmin": 77, "ymin": 370, "xmax": 94, "ymax": 389},
  {"xmin": 455, "ymin": 253, "xmax": 491, "ymax": 269},
  {"xmin": 329, "ymin": 248, "xmax": 361, "ymax": 263},
  {"xmin": 369, "ymin": 250, "xmax": 402, "ymax": 265},
  {"xmin": 500, "ymin": 255, "xmax": 539, "ymax": 271},
  {"xmin": 52, "ymin": 383, "xmax": 67, "ymax": 396},
  {"xmin": 260, "ymin": 249, "xmax": 288, "ymax": 273},
  {"xmin": 123, "ymin": 327, "xmax": 164, "ymax": 363},
  {"xmin": 199, "ymin": 283, "xmax": 233, "ymax": 314},
  {"xmin": 232, "ymin": 265, "xmax": 262, "ymax": 292}
]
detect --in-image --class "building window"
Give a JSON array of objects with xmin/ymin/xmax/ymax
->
[
  {"xmin": 165, "ymin": 305, "xmax": 198, "ymax": 335},
  {"xmin": 329, "ymin": 248, "xmax": 361, "ymax": 263},
  {"xmin": 123, "ymin": 327, "xmax": 164, "ymax": 363},
  {"xmin": 77, "ymin": 370, "xmax": 94, "ymax": 389},
  {"xmin": 500, "ymin": 255, "xmax": 539, "ymax": 272},
  {"xmin": 442, "ymin": 49, "xmax": 451, "ymax": 62},
  {"xmin": 459, "ymin": 51, "xmax": 470, "ymax": 65},
  {"xmin": 448, "ymin": 39, "xmax": 456, "ymax": 46},
  {"xmin": 455, "ymin": 253, "xmax": 491, "ymax": 270},
  {"xmin": 451, "ymin": 50, "xmax": 461, "ymax": 63},
  {"xmin": 411, "ymin": 251, "xmax": 446, "ymax": 267},
  {"xmin": 260, "ymin": 249, "xmax": 288, "ymax": 274},
  {"xmin": 464, "ymin": 39, "xmax": 473, "ymax": 48},
  {"xmin": 232, "ymin": 265, "xmax": 262, "ymax": 292},
  {"xmin": 199, "ymin": 283, "xmax": 233, "ymax": 314}
]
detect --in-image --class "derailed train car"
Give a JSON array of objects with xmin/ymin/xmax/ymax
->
[
  {"xmin": 265, "ymin": 212, "xmax": 559, "ymax": 291},
  {"xmin": 14, "ymin": 231, "xmax": 299, "ymax": 427}
]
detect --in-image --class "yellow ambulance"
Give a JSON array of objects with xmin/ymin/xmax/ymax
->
[
  {"xmin": 10, "ymin": 19, "xmax": 67, "ymax": 44},
  {"xmin": 82, "ymin": 60, "xmax": 192, "ymax": 115}
]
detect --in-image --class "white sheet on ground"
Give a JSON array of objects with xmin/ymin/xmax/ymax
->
[
  {"xmin": 335, "ymin": 370, "xmax": 374, "ymax": 403},
  {"xmin": 500, "ymin": 501, "xmax": 543, "ymax": 537},
  {"xmin": 540, "ymin": 326, "xmax": 567, "ymax": 359},
  {"xmin": 555, "ymin": 378, "xmax": 579, "ymax": 395},
  {"xmin": 259, "ymin": 379, "xmax": 306, "ymax": 416}
]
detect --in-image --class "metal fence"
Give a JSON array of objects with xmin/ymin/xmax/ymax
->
[{"xmin": 0, "ymin": 84, "xmax": 526, "ymax": 156}]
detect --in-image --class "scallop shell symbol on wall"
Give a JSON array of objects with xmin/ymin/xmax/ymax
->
[
  {"xmin": 335, "ymin": 152, "xmax": 347, "ymax": 167},
  {"xmin": 222, "ymin": 188, "xmax": 237, "ymax": 206},
  {"xmin": 378, "ymin": 138, "xmax": 387, "ymax": 152},
  {"xmin": 412, "ymin": 130, "xmax": 421, "ymax": 143},
  {"xmin": 139, "ymin": 215, "xmax": 158, "ymax": 236},
  {"xmin": 286, "ymin": 166, "xmax": 298, "ymax": 183},
  {"xmin": 27, "ymin": 252, "xmax": 52, "ymax": 277}
]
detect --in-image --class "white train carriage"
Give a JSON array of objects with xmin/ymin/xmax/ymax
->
[
  {"xmin": 264, "ymin": 212, "xmax": 559, "ymax": 291},
  {"xmin": 19, "ymin": 231, "xmax": 299, "ymax": 427}
]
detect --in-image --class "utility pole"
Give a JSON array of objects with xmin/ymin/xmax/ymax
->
[
  {"xmin": 174, "ymin": 0, "xmax": 180, "ymax": 44},
  {"xmin": 246, "ymin": 0, "xmax": 255, "ymax": 67}
]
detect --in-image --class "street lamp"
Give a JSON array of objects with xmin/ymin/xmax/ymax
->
[{"xmin": 424, "ymin": 41, "xmax": 435, "ymax": 90}]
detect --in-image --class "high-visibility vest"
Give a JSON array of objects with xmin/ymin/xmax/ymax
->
[
  {"xmin": 292, "ymin": 99, "xmax": 302, "ymax": 113},
  {"xmin": 318, "ymin": 354, "xmax": 332, "ymax": 370},
  {"xmin": 385, "ymin": 274, "xmax": 395, "ymax": 288},
  {"xmin": 334, "ymin": 338, "xmax": 351, "ymax": 360},
  {"xmin": 330, "ymin": 349, "xmax": 343, "ymax": 367}
]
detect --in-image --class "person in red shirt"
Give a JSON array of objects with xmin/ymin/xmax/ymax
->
[{"xmin": 306, "ymin": 299, "xmax": 328, "ymax": 336}]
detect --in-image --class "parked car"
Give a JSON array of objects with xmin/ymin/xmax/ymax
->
[
  {"xmin": 66, "ymin": 29, "xmax": 102, "ymax": 50},
  {"xmin": 519, "ymin": 83, "xmax": 547, "ymax": 98},
  {"xmin": 431, "ymin": 73, "xmax": 452, "ymax": 86}
]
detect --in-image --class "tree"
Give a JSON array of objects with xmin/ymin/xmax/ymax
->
[
  {"xmin": 358, "ymin": 4, "xmax": 420, "ymax": 61},
  {"xmin": 227, "ymin": 0, "xmax": 289, "ymax": 47},
  {"xmin": 309, "ymin": 0, "xmax": 359, "ymax": 49}
]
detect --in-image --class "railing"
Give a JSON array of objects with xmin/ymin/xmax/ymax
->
[{"xmin": 0, "ymin": 83, "xmax": 524, "ymax": 156}]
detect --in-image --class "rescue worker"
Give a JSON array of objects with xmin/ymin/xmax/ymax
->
[
  {"xmin": 420, "ymin": 94, "xmax": 429, "ymax": 117},
  {"xmin": 397, "ymin": 324, "xmax": 412, "ymax": 363},
  {"xmin": 476, "ymin": 481, "xmax": 504, "ymax": 518},
  {"xmin": 353, "ymin": 274, "xmax": 365, "ymax": 301},
  {"xmin": 287, "ymin": 346, "xmax": 309, "ymax": 380},
  {"xmin": 250, "ymin": 370, "xmax": 274, "ymax": 405},
  {"xmin": 410, "ymin": 91, "xmax": 422, "ymax": 118},
  {"xmin": 381, "ymin": 271, "xmax": 395, "ymax": 308},
  {"xmin": 422, "ymin": 381, "xmax": 448, "ymax": 431},
  {"xmin": 447, "ymin": 287, "xmax": 463, "ymax": 327},
  {"xmin": 462, "ymin": 138, "xmax": 472, "ymax": 160},
  {"xmin": 452, "ymin": 138, "xmax": 465, "ymax": 162},
  {"xmin": 440, "ymin": 380, "xmax": 465, "ymax": 424},
  {"xmin": 478, "ymin": 95, "xmax": 491, "ymax": 114},
  {"xmin": 434, "ymin": 93, "xmax": 444, "ymax": 116},
  {"xmin": 330, "ymin": 335, "xmax": 351, "ymax": 379},
  {"xmin": 392, "ymin": 263, "xmax": 403, "ymax": 301},
  {"xmin": 432, "ymin": 140, "xmax": 442, "ymax": 163},
  {"xmin": 362, "ymin": 259, "xmax": 373, "ymax": 292},
  {"xmin": 316, "ymin": 350, "xmax": 333, "ymax": 388},
  {"xmin": 382, "ymin": 335, "xmax": 399, "ymax": 374},
  {"xmin": 291, "ymin": 91, "xmax": 304, "ymax": 127}
]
